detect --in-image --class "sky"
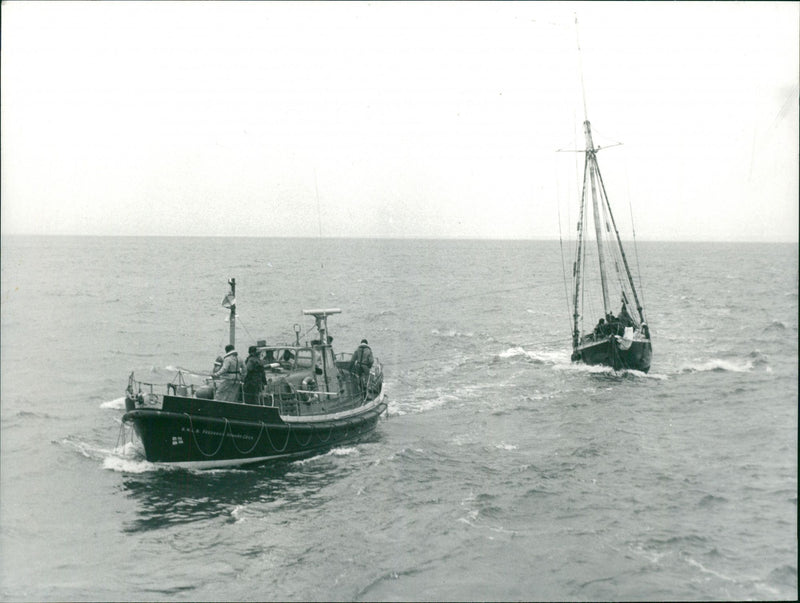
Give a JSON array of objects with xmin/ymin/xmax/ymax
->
[{"xmin": 1, "ymin": 1, "xmax": 798, "ymax": 242}]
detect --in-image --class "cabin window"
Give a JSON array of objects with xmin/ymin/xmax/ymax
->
[
  {"xmin": 296, "ymin": 348, "xmax": 313, "ymax": 369},
  {"xmin": 273, "ymin": 349, "xmax": 296, "ymax": 369}
]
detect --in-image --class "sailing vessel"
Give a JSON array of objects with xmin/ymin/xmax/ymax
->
[
  {"xmin": 121, "ymin": 278, "xmax": 387, "ymax": 468},
  {"xmin": 568, "ymin": 119, "xmax": 652, "ymax": 372}
]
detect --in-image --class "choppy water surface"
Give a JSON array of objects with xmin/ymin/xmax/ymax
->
[{"xmin": 1, "ymin": 236, "xmax": 797, "ymax": 601}]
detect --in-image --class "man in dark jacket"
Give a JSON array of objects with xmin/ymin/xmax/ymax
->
[
  {"xmin": 351, "ymin": 339, "xmax": 374, "ymax": 392},
  {"xmin": 243, "ymin": 345, "xmax": 266, "ymax": 404}
]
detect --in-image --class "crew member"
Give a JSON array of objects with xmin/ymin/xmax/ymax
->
[
  {"xmin": 212, "ymin": 344, "xmax": 244, "ymax": 402},
  {"xmin": 243, "ymin": 345, "xmax": 266, "ymax": 404},
  {"xmin": 618, "ymin": 303, "xmax": 634, "ymax": 328},
  {"xmin": 351, "ymin": 339, "xmax": 374, "ymax": 392}
]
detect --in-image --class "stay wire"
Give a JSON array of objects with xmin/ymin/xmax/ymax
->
[{"xmin": 557, "ymin": 180, "xmax": 573, "ymax": 336}]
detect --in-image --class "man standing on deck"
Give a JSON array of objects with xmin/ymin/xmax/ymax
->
[
  {"xmin": 351, "ymin": 339, "xmax": 374, "ymax": 393},
  {"xmin": 243, "ymin": 345, "xmax": 266, "ymax": 404},
  {"xmin": 213, "ymin": 344, "xmax": 244, "ymax": 401}
]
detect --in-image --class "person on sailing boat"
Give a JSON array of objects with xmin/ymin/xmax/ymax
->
[
  {"xmin": 213, "ymin": 344, "xmax": 245, "ymax": 401},
  {"xmin": 594, "ymin": 318, "xmax": 607, "ymax": 338},
  {"xmin": 618, "ymin": 303, "xmax": 634, "ymax": 328}
]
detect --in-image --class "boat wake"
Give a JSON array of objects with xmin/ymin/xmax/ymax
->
[
  {"xmin": 293, "ymin": 446, "xmax": 360, "ymax": 465},
  {"xmin": 493, "ymin": 346, "xmax": 667, "ymax": 379},
  {"xmin": 57, "ymin": 436, "xmax": 161, "ymax": 473},
  {"xmin": 556, "ymin": 361, "xmax": 668, "ymax": 380},
  {"xmin": 495, "ymin": 346, "xmax": 568, "ymax": 365},
  {"xmin": 103, "ymin": 448, "xmax": 164, "ymax": 474},
  {"xmin": 100, "ymin": 397, "xmax": 126, "ymax": 409},
  {"xmin": 679, "ymin": 358, "xmax": 756, "ymax": 373},
  {"xmin": 388, "ymin": 390, "xmax": 452, "ymax": 416}
]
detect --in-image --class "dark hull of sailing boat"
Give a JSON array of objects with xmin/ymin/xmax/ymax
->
[
  {"xmin": 123, "ymin": 393, "xmax": 387, "ymax": 468},
  {"xmin": 573, "ymin": 337, "xmax": 652, "ymax": 373}
]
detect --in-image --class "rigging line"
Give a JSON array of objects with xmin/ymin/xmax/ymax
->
[
  {"xmin": 234, "ymin": 315, "xmax": 257, "ymax": 344},
  {"xmin": 625, "ymin": 165, "xmax": 647, "ymax": 315},
  {"xmin": 594, "ymin": 160, "xmax": 645, "ymax": 323},
  {"xmin": 557, "ymin": 180, "xmax": 573, "ymax": 335}
]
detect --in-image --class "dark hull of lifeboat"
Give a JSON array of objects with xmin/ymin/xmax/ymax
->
[
  {"xmin": 572, "ymin": 337, "xmax": 652, "ymax": 373},
  {"xmin": 123, "ymin": 394, "xmax": 387, "ymax": 469}
]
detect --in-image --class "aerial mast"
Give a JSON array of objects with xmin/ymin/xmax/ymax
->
[{"xmin": 226, "ymin": 278, "xmax": 236, "ymax": 347}]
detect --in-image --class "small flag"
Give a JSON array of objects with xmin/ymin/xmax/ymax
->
[{"xmin": 222, "ymin": 293, "xmax": 236, "ymax": 308}]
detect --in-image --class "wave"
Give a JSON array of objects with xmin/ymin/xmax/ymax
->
[
  {"xmin": 58, "ymin": 435, "xmax": 170, "ymax": 474},
  {"xmin": 431, "ymin": 328, "xmax": 474, "ymax": 338},
  {"xmin": 679, "ymin": 359, "xmax": 754, "ymax": 373},
  {"xmin": 13, "ymin": 410, "xmax": 55, "ymax": 420},
  {"xmin": 554, "ymin": 362, "xmax": 665, "ymax": 380},
  {"xmin": 103, "ymin": 454, "xmax": 163, "ymax": 474},
  {"xmin": 387, "ymin": 391, "xmax": 452, "ymax": 416},
  {"xmin": 230, "ymin": 504, "xmax": 246, "ymax": 524},
  {"xmin": 495, "ymin": 346, "xmax": 568, "ymax": 365},
  {"xmin": 698, "ymin": 494, "xmax": 728, "ymax": 508},
  {"xmin": 748, "ymin": 350, "xmax": 770, "ymax": 366},
  {"xmin": 493, "ymin": 346, "xmax": 670, "ymax": 379},
  {"xmin": 59, "ymin": 436, "xmax": 152, "ymax": 473},
  {"xmin": 292, "ymin": 446, "xmax": 361, "ymax": 466},
  {"xmin": 100, "ymin": 397, "xmax": 126, "ymax": 409},
  {"xmin": 328, "ymin": 446, "xmax": 360, "ymax": 457}
]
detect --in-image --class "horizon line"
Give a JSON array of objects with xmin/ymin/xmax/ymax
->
[{"xmin": 1, "ymin": 233, "xmax": 797, "ymax": 244}]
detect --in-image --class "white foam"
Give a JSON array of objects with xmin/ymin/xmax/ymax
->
[
  {"xmin": 389, "ymin": 393, "xmax": 449, "ymax": 416},
  {"xmin": 685, "ymin": 556, "xmax": 739, "ymax": 583},
  {"xmin": 60, "ymin": 437, "xmax": 115, "ymax": 461},
  {"xmin": 525, "ymin": 349, "xmax": 570, "ymax": 365},
  {"xmin": 496, "ymin": 442, "xmax": 517, "ymax": 451},
  {"xmin": 100, "ymin": 397, "xmax": 126, "ymax": 410},
  {"xmin": 627, "ymin": 369, "xmax": 669, "ymax": 380},
  {"xmin": 329, "ymin": 446, "xmax": 359, "ymax": 457},
  {"xmin": 554, "ymin": 362, "xmax": 616, "ymax": 374},
  {"xmin": 230, "ymin": 505, "xmax": 246, "ymax": 523},
  {"xmin": 431, "ymin": 328, "xmax": 474, "ymax": 338},
  {"xmin": 497, "ymin": 346, "xmax": 571, "ymax": 365},
  {"xmin": 292, "ymin": 446, "xmax": 361, "ymax": 466},
  {"xmin": 498, "ymin": 346, "xmax": 527, "ymax": 359},
  {"xmin": 102, "ymin": 455, "xmax": 160, "ymax": 473},
  {"xmin": 680, "ymin": 359, "xmax": 753, "ymax": 373}
]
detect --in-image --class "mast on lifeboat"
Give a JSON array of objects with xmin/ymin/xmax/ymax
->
[{"xmin": 222, "ymin": 278, "xmax": 236, "ymax": 347}]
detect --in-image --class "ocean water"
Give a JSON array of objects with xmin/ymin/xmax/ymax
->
[{"xmin": 0, "ymin": 235, "xmax": 796, "ymax": 601}]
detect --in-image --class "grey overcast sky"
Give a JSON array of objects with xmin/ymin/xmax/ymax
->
[{"xmin": 1, "ymin": 1, "xmax": 798, "ymax": 241}]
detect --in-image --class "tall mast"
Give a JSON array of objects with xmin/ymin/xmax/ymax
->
[
  {"xmin": 572, "ymin": 153, "xmax": 589, "ymax": 350},
  {"xmin": 585, "ymin": 122, "xmax": 611, "ymax": 315}
]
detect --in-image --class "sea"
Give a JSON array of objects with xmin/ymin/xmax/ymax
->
[{"xmin": 0, "ymin": 235, "xmax": 797, "ymax": 602}]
